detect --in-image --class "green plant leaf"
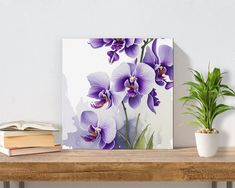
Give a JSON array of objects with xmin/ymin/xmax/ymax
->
[
  {"xmin": 179, "ymin": 66, "xmax": 235, "ymax": 129},
  {"xmin": 146, "ymin": 132, "xmax": 154, "ymax": 149},
  {"xmin": 132, "ymin": 113, "xmax": 140, "ymax": 148},
  {"xmin": 220, "ymin": 84, "xmax": 235, "ymax": 96},
  {"xmin": 211, "ymin": 104, "xmax": 234, "ymax": 121},
  {"xmin": 134, "ymin": 125, "xmax": 150, "ymax": 149}
]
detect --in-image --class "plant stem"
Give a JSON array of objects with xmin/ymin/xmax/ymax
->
[
  {"xmin": 132, "ymin": 113, "xmax": 140, "ymax": 148},
  {"xmin": 140, "ymin": 38, "xmax": 153, "ymax": 63},
  {"xmin": 117, "ymin": 131, "xmax": 132, "ymax": 148},
  {"xmin": 121, "ymin": 101, "xmax": 129, "ymax": 148}
]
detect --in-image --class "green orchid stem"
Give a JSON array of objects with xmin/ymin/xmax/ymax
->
[
  {"xmin": 121, "ymin": 101, "xmax": 130, "ymax": 148},
  {"xmin": 132, "ymin": 113, "xmax": 141, "ymax": 148},
  {"xmin": 117, "ymin": 131, "xmax": 132, "ymax": 149},
  {"xmin": 140, "ymin": 38, "xmax": 154, "ymax": 63}
]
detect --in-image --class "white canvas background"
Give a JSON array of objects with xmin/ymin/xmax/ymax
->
[{"xmin": 62, "ymin": 39, "xmax": 173, "ymax": 149}]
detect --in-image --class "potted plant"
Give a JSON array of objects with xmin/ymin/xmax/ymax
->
[{"xmin": 180, "ymin": 67, "xmax": 235, "ymax": 157}]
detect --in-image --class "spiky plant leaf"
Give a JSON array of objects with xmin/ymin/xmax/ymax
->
[
  {"xmin": 134, "ymin": 125, "xmax": 149, "ymax": 149},
  {"xmin": 179, "ymin": 67, "xmax": 235, "ymax": 130},
  {"xmin": 146, "ymin": 132, "xmax": 154, "ymax": 149}
]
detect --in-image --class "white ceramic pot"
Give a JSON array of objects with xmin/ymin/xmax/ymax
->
[{"xmin": 195, "ymin": 132, "xmax": 219, "ymax": 157}]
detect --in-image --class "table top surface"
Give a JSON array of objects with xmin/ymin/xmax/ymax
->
[
  {"xmin": 0, "ymin": 148, "xmax": 235, "ymax": 181},
  {"xmin": 0, "ymin": 147, "xmax": 234, "ymax": 163}
]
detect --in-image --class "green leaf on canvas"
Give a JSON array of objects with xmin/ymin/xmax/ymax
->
[
  {"xmin": 132, "ymin": 113, "xmax": 140, "ymax": 148},
  {"xmin": 134, "ymin": 125, "xmax": 150, "ymax": 149},
  {"xmin": 146, "ymin": 132, "xmax": 154, "ymax": 149}
]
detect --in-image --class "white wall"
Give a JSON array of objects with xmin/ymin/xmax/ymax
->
[{"xmin": 0, "ymin": 0, "xmax": 235, "ymax": 187}]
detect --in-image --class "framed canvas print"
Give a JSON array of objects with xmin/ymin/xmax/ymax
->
[{"xmin": 62, "ymin": 38, "xmax": 173, "ymax": 149}]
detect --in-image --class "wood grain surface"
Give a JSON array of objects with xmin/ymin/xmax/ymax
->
[{"xmin": 0, "ymin": 148, "xmax": 234, "ymax": 181}]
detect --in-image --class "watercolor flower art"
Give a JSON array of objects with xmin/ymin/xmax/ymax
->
[{"xmin": 63, "ymin": 38, "xmax": 174, "ymax": 150}]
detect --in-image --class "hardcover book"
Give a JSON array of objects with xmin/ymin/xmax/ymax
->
[{"xmin": 0, "ymin": 145, "xmax": 61, "ymax": 156}]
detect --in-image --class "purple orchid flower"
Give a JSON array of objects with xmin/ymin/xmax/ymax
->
[
  {"xmin": 80, "ymin": 111, "xmax": 116, "ymax": 149},
  {"xmin": 88, "ymin": 38, "xmax": 113, "ymax": 48},
  {"xmin": 87, "ymin": 72, "xmax": 124, "ymax": 109},
  {"xmin": 88, "ymin": 38, "xmax": 143, "ymax": 64},
  {"xmin": 147, "ymin": 89, "xmax": 160, "ymax": 114},
  {"xmin": 111, "ymin": 62, "xmax": 155, "ymax": 109},
  {"xmin": 143, "ymin": 39, "xmax": 173, "ymax": 89}
]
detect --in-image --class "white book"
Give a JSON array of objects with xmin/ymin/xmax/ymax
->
[
  {"xmin": 0, "ymin": 130, "xmax": 54, "ymax": 137},
  {"xmin": 0, "ymin": 145, "xmax": 62, "ymax": 156},
  {"xmin": 0, "ymin": 121, "xmax": 59, "ymax": 131}
]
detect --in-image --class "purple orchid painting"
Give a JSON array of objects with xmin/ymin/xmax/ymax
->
[{"xmin": 62, "ymin": 38, "xmax": 174, "ymax": 150}]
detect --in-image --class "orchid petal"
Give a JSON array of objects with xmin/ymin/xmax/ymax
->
[
  {"xmin": 135, "ymin": 63, "xmax": 155, "ymax": 95},
  {"xmin": 166, "ymin": 66, "xmax": 173, "ymax": 80},
  {"xmin": 152, "ymin": 39, "xmax": 158, "ymax": 57},
  {"xmin": 147, "ymin": 94, "xmax": 156, "ymax": 113},
  {"xmin": 80, "ymin": 111, "xmax": 98, "ymax": 127},
  {"xmin": 103, "ymin": 141, "xmax": 115, "ymax": 149},
  {"xmin": 156, "ymin": 80, "xmax": 165, "ymax": 86},
  {"xmin": 82, "ymin": 134, "xmax": 97, "ymax": 142},
  {"xmin": 111, "ymin": 91, "xmax": 126, "ymax": 106},
  {"xmin": 103, "ymin": 38, "xmax": 113, "ymax": 46},
  {"xmin": 87, "ymin": 86, "xmax": 104, "ymax": 99},
  {"xmin": 107, "ymin": 51, "xmax": 119, "ymax": 64},
  {"xmin": 125, "ymin": 38, "xmax": 135, "ymax": 47},
  {"xmin": 111, "ymin": 63, "xmax": 131, "ymax": 92},
  {"xmin": 143, "ymin": 46, "xmax": 158, "ymax": 68},
  {"xmin": 125, "ymin": 44, "xmax": 139, "ymax": 58},
  {"xmin": 91, "ymin": 99, "xmax": 107, "ymax": 109},
  {"xmin": 87, "ymin": 72, "xmax": 110, "ymax": 89},
  {"xmin": 134, "ymin": 38, "xmax": 144, "ymax": 44},
  {"xmin": 128, "ymin": 94, "xmax": 142, "ymax": 109},
  {"xmin": 88, "ymin": 39, "xmax": 105, "ymax": 48},
  {"xmin": 99, "ymin": 138, "xmax": 106, "ymax": 148},
  {"xmin": 165, "ymin": 82, "xmax": 173, "ymax": 89},
  {"xmin": 158, "ymin": 45, "xmax": 173, "ymax": 66},
  {"xmin": 99, "ymin": 117, "xmax": 116, "ymax": 143},
  {"xmin": 127, "ymin": 62, "xmax": 136, "ymax": 74}
]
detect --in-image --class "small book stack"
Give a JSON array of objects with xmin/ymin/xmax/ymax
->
[{"xmin": 0, "ymin": 121, "xmax": 61, "ymax": 156}]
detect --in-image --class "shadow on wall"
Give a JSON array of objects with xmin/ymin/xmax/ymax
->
[
  {"xmin": 216, "ymin": 110, "xmax": 232, "ymax": 147},
  {"xmin": 213, "ymin": 68, "xmax": 234, "ymax": 147},
  {"xmin": 173, "ymin": 43, "xmax": 198, "ymax": 147}
]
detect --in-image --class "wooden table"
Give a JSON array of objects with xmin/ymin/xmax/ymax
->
[{"xmin": 0, "ymin": 148, "xmax": 234, "ymax": 188}]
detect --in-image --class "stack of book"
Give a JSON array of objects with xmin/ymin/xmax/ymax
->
[{"xmin": 0, "ymin": 121, "xmax": 61, "ymax": 156}]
